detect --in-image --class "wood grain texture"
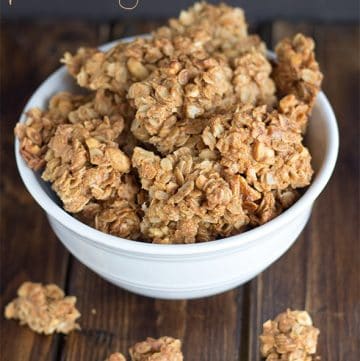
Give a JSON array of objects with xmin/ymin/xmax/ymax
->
[
  {"xmin": 0, "ymin": 21, "xmax": 109, "ymax": 361},
  {"xmin": 60, "ymin": 263, "xmax": 246, "ymax": 361},
  {"xmin": 0, "ymin": 20, "xmax": 359, "ymax": 361},
  {"xmin": 247, "ymin": 22, "xmax": 360, "ymax": 361}
]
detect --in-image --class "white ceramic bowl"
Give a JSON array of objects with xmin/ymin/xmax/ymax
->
[{"xmin": 15, "ymin": 38, "xmax": 339, "ymax": 299}]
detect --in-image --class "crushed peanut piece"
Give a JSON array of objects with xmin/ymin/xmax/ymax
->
[
  {"xmin": 105, "ymin": 353, "xmax": 127, "ymax": 361},
  {"xmin": 260, "ymin": 309, "xmax": 320, "ymax": 361},
  {"xmin": 129, "ymin": 336, "xmax": 183, "ymax": 361},
  {"xmin": 4, "ymin": 282, "xmax": 80, "ymax": 335}
]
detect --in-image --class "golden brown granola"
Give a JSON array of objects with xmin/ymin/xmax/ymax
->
[
  {"xmin": 63, "ymin": 3, "xmax": 265, "ymax": 98},
  {"xmin": 233, "ymin": 50, "xmax": 276, "ymax": 106},
  {"xmin": 41, "ymin": 115, "xmax": 129, "ymax": 213},
  {"xmin": 15, "ymin": 92, "xmax": 88, "ymax": 170},
  {"xmin": 128, "ymin": 54, "xmax": 233, "ymax": 154},
  {"xmin": 62, "ymin": 30, "xmax": 211, "ymax": 96},
  {"xmin": 164, "ymin": 2, "xmax": 265, "ymax": 58},
  {"xmin": 4, "ymin": 282, "xmax": 80, "ymax": 335},
  {"xmin": 202, "ymin": 99, "xmax": 313, "ymax": 192},
  {"xmin": 77, "ymin": 174, "xmax": 141, "ymax": 239},
  {"xmin": 105, "ymin": 353, "xmax": 127, "ymax": 361},
  {"xmin": 273, "ymin": 33, "xmax": 323, "ymax": 114},
  {"xmin": 15, "ymin": 3, "xmax": 322, "ymax": 244},
  {"xmin": 63, "ymin": 38, "xmax": 164, "ymax": 95},
  {"xmin": 132, "ymin": 146, "xmax": 249, "ymax": 243},
  {"xmin": 260, "ymin": 309, "xmax": 320, "ymax": 361},
  {"xmin": 129, "ymin": 336, "xmax": 183, "ymax": 361}
]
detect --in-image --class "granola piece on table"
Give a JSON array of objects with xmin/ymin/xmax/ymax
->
[
  {"xmin": 14, "ymin": 92, "xmax": 88, "ymax": 170},
  {"xmin": 259, "ymin": 309, "xmax": 320, "ymax": 361},
  {"xmin": 4, "ymin": 282, "xmax": 80, "ymax": 335},
  {"xmin": 272, "ymin": 33, "xmax": 323, "ymax": 117},
  {"xmin": 129, "ymin": 336, "xmax": 183, "ymax": 361},
  {"xmin": 132, "ymin": 146, "xmax": 249, "ymax": 244}
]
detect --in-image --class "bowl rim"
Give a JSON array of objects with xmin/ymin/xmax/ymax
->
[{"xmin": 14, "ymin": 36, "xmax": 339, "ymax": 256}]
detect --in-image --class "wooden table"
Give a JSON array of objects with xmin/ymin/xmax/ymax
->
[{"xmin": 0, "ymin": 20, "xmax": 359, "ymax": 361}]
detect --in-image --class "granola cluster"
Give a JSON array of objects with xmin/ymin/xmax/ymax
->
[
  {"xmin": 163, "ymin": 2, "xmax": 265, "ymax": 58},
  {"xmin": 4, "ymin": 283, "xmax": 182, "ymax": 360},
  {"xmin": 132, "ymin": 146, "xmax": 249, "ymax": 243},
  {"xmin": 273, "ymin": 34, "xmax": 323, "ymax": 118},
  {"xmin": 129, "ymin": 337, "xmax": 183, "ymax": 361},
  {"xmin": 15, "ymin": 3, "xmax": 323, "ymax": 243},
  {"xmin": 260, "ymin": 309, "xmax": 320, "ymax": 361},
  {"xmin": 15, "ymin": 92, "xmax": 89, "ymax": 170},
  {"xmin": 105, "ymin": 336, "xmax": 183, "ymax": 361},
  {"xmin": 4, "ymin": 282, "xmax": 80, "ymax": 335}
]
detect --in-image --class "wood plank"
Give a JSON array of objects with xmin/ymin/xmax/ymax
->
[
  {"xmin": 0, "ymin": 21, "xmax": 108, "ymax": 361},
  {"xmin": 60, "ymin": 263, "xmax": 247, "ymax": 361},
  {"xmin": 247, "ymin": 22, "xmax": 360, "ymax": 360}
]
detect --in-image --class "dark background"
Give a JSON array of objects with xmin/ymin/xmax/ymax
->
[{"xmin": 1, "ymin": 0, "xmax": 359, "ymax": 21}]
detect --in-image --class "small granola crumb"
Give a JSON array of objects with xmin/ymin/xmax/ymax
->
[
  {"xmin": 105, "ymin": 353, "xmax": 127, "ymax": 361},
  {"xmin": 259, "ymin": 309, "xmax": 320, "ymax": 361},
  {"xmin": 129, "ymin": 336, "xmax": 183, "ymax": 361},
  {"xmin": 4, "ymin": 282, "xmax": 80, "ymax": 335}
]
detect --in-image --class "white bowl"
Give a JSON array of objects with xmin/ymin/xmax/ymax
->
[{"xmin": 15, "ymin": 38, "xmax": 339, "ymax": 299}]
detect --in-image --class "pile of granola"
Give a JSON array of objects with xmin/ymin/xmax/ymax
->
[
  {"xmin": 4, "ymin": 282, "xmax": 182, "ymax": 359},
  {"xmin": 259, "ymin": 309, "xmax": 320, "ymax": 361},
  {"xmin": 4, "ymin": 282, "xmax": 80, "ymax": 334},
  {"xmin": 15, "ymin": 2, "xmax": 323, "ymax": 244},
  {"xmin": 105, "ymin": 336, "xmax": 183, "ymax": 361}
]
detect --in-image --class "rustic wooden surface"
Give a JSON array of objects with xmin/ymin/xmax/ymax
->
[{"xmin": 0, "ymin": 20, "xmax": 359, "ymax": 361}]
